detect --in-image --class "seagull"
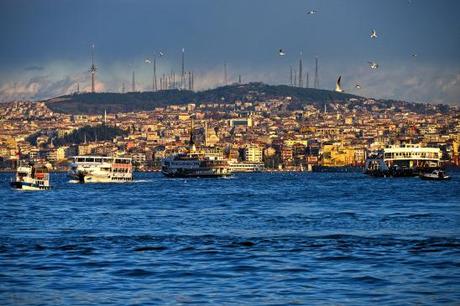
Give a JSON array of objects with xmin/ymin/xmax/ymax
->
[
  {"xmin": 307, "ymin": 10, "xmax": 317, "ymax": 15},
  {"xmin": 279, "ymin": 49, "xmax": 286, "ymax": 56},
  {"xmin": 411, "ymin": 53, "xmax": 418, "ymax": 57},
  {"xmin": 355, "ymin": 84, "xmax": 361, "ymax": 89},
  {"xmin": 144, "ymin": 58, "xmax": 152, "ymax": 64},
  {"xmin": 368, "ymin": 61, "xmax": 379, "ymax": 69},
  {"xmin": 335, "ymin": 76, "xmax": 344, "ymax": 93},
  {"xmin": 159, "ymin": 51, "xmax": 165, "ymax": 57},
  {"xmin": 370, "ymin": 29, "xmax": 377, "ymax": 39}
]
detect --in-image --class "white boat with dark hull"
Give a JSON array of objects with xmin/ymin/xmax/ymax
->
[
  {"xmin": 10, "ymin": 162, "xmax": 51, "ymax": 190},
  {"xmin": 161, "ymin": 153, "xmax": 232, "ymax": 178},
  {"xmin": 68, "ymin": 156, "xmax": 133, "ymax": 183},
  {"xmin": 161, "ymin": 118, "xmax": 232, "ymax": 178},
  {"xmin": 364, "ymin": 144, "xmax": 442, "ymax": 177}
]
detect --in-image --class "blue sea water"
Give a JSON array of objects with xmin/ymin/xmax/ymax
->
[{"xmin": 0, "ymin": 171, "xmax": 459, "ymax": 305}]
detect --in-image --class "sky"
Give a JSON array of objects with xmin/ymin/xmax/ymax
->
[{"xmin": 0, "ymin": 0, "xmax": 459, "ymax": 104}]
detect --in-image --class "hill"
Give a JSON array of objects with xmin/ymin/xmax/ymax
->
[
  {"xmin": 45, "ymin": 82, "xmax": 451, "ymax": 115},
  {"xmin": 45, "ymin": 83, "xmax": 361, "ymax": 114}
]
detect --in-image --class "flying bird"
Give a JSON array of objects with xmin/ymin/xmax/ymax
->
[
  {"xmin": 144, "ymin": 59, "xmax": 152, "ymax": 64},
  {"xmin": 306, "ymin": 10, "xmax": 317, "ymax": 15},
  {"xmin": 368, "ymin": 61, "xmax": 379, "ymax": 69},
  {"xmin": 279, "ymin": 49, "xmax": 286, "ymax": 56},
  {"xmin": 411, "ymin": 53, "xmax": 418, "ymax": 57},
  {"xmin": 335, "ymin": 76, "xmax": 344, "ymax": 93},
  {"xmin": 159, "ymin": 51, "xmax": 165, "ymax": 57},
  {"xmin": 355, "ymin": 84, "xmax": 361, "ymax": 89},
  {"xmin": 370, "ymin": 29, "xmax": 378, "ymax": 39}
]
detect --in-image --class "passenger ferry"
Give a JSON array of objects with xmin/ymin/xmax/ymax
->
[
  {"xmin": 161, "ymin": 153, "xmax": 232, "ymax": 178},
  {"xmin": 68, "ymin": 156, "xmax": 133, "ymax": 183},
  {"xmin": 228, "ymin": 160, "xmax": 265, "ymax": 173},
  {"xmin": 364, "ymin": 144, "xmax": 441, "ymax": 177},
  {"xmin": 10, "ymin": 162, "xmax": 51, "ymax": 190}
]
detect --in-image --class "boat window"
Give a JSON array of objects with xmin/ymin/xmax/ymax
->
[
  {"xmin": 85, "ymin": 157, "xmax": 95, "ymax": 162},
  {"xmin": 95, "ymin": 158, "xmax": 102, "ymax": 163},
  {"xmin": 77, "ymin": 157, "xmax": 85, "ymax": 162}
]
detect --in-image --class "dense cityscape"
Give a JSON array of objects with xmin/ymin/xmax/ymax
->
[{"xmin": 1, "ymin": 86, "xmax": 459, "ymax": 172}]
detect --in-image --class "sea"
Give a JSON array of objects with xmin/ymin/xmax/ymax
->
[{"xmin": 0, "ymin": 171, "xmax": 459, "ymax": 305}]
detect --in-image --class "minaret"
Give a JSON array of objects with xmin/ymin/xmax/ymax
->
[
  {"xmin": 190, "ymin": 118, "xmax": 196, "ymax": 152},
  {"xmin": 306, "ymin": 72, "xmax": 309, "ymax": 88},
  {"xmin": 89, "ymin": 44, "xmax": 97, "ymax": 93},
  {"xmin": 238, "ymin": 74, "xmax": 242, "ymax": 84},
  {"xmin": 224, "ymin": 63, "xmax": 228, "ymax": 85},
  {"xmin": 104, "ymin": 109, "xmax": 107, "ymax": 125},
  {"xmin": 204, "ymin": 120, "xmax": 208, "ymax": 146}
]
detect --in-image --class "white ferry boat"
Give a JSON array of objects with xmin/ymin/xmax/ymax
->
[
  {"xmin": 228, "ymin": 160, "xmax": 265, "ymax": 173},
  {"xmin": 161, "ymin": 153, "xmax": 232, "ymax": 178},
  {"xmin": 364, "ymin": 144, "xmax": 441, "ymax": 177},
  {"xmin": 10, "ymin": 162, "xmax": 51, "ymax": 190},
  {"xmin": 68, "ymin": 156, "xmax": 133, "ymax": 183}
]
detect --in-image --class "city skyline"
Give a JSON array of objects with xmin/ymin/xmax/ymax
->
[{"xmin": 0, "ymin": 0, "xmax": 459, "ymax": 104}]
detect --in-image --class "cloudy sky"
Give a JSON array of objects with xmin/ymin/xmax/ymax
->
[{"xmin": 0, "ymin": 0, "xmax": 459, "ymax": 104}]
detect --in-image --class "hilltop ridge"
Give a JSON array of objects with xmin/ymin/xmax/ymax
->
[
  {"xmin": 44, "ymin": 82, "xmax": 450, "ymax": 115},
  {"xmin": 45, "ymin": 83, "xmax": 360, "ymax": 114}
]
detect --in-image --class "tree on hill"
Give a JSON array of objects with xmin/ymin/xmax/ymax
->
[{"xmin": 53, "ymin": 125, "xmax": 128, "ymax": 146}]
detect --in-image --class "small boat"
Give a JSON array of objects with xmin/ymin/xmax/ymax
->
[
  {"xmin": 10, "ymin": 162, "xmax": 51, "ymax": 190},
  {"xmin": 420, "ymin": 170, "xmax": 451, "ymax": 181}
]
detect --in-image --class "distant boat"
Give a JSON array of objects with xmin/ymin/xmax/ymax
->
[
  {"xmin": 68, "ymin": 156, "xmax": 133, "ymax": 183},
  {"xmin": 161, "ymin": 118, "xmax": 232, "ymax": 178},
  {"xmin": 420, "ymin": 170, "xmax": 451, "ymax": 181},
  {"xmin": 10, "ymin": 162, "xmax": 51, "ymax": 190},
  {"xmin": 161, "ymin": 153, "xmax": 232, "ymax": 178},
  {"xmin": 228, "ymin": 160, "xmax": 264, "ymax": 173}
]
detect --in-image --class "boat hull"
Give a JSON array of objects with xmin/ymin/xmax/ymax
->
[
  {"xmin": 68, "ymin": 172, "xmax": 133, "ymax": 183},
  {"xmin": 161, "ymin": 170, "xmax": 231, "ymax": 178},
  {"xmin": 10, "ymin": 181, "xmax": 50, "ymax": 190},
  {"xmin": 419, "ymin": 175, "xmax": 451, "ymax": 181}
]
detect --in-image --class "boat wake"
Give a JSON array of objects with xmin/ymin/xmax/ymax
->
[{"xmin": 132, "ymin": 179, "xmax": 154, "ymax": 183}]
